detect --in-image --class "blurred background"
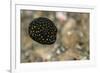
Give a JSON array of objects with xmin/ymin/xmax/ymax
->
[{"xmin": 21, "ymin": 10, "xmax": 89, "ymax": 63}]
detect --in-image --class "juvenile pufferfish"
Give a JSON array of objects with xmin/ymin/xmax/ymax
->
[{"xmin": 28, "ymin": 17, "xmax": 57, "ymax": 45}]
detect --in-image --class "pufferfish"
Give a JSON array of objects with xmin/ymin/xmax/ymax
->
[{"xmin": 28, "ymin": 17, "xmax": 57, "ymax": 45}]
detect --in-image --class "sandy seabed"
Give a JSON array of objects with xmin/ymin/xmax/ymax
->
[{"xmin": 20, "ymin": 10, "xmax": 89, "ymax": 63}]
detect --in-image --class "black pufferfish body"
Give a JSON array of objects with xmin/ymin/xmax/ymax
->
[{"xmin": 28, "ymin": 17, "xmax": 57, "ymax": 45}]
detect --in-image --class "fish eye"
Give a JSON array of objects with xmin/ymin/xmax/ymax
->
[{"xmin": 28, "ymin": 17, "xmax": 57, "ymax": 45}]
